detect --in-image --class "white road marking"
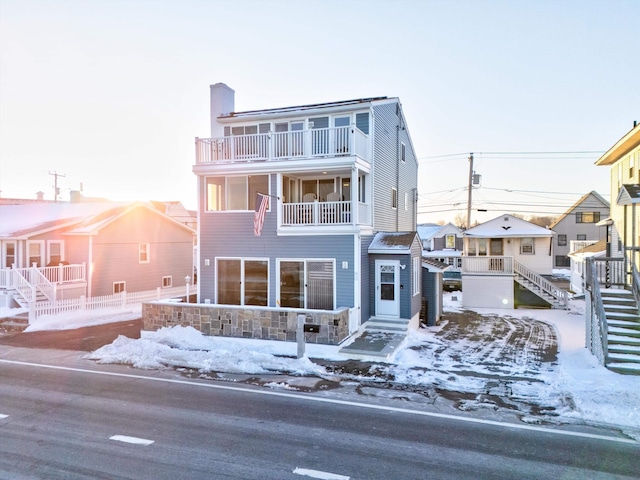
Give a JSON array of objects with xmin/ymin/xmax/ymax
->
[
  {"xmin": 1, "ymin": 358, "xmax": 637, "ymax": 445},
  {"xmin": 293, "ymin": 467, "xmax": 349, "ymax": 479},
  {"xmin": 109, "ymin": 435, "xmax": 154, "ymax": 446},
  {"xmin": 0, "ymin": 414, "xmax": 9, "ymax": 419}
]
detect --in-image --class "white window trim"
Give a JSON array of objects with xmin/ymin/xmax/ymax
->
[
  {"xmin": 215, "ymin": 257, "xmax": 270, "ymax": 306},
  {"xmin": 139, "ymin": 243, "xmax": 150, "ymax": 264},
  {"xmin": 113, "ymin": 281, "xmax": 126, "ymax": 294},
  {"xmin": 26, "ymin": 240, "xmax": 45, "ymax": 267},
  {"xmin": 2, "ymin": 240, "xmax": 17, "ymax": 269},
  {"xmin": 162, "ymin": 276, "xmax": 172, "ymax": 288},
  {"xmin": 412, "ymin": 256, "xmax": 420, "ymax": 296},
  {"xmin": 445, "ymin": 234, "xmax": 456, "ymax": 250},
  {"xmin": 46, "ymin": 240, "xmax": 65, "ymax": 265},
  {"xmin": 520, "ymin": 238, "xmax": 535, "ymax": 255},
  {"xmin": 205, "ymin": 174, "xmax": 270, "ymax": 213},
  {"xmin": 276, "ymin": 257, "xmax": 336, "ymax": 310}
]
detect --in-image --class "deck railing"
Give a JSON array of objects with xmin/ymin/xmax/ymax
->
[
  {"xmin": 462, "ymin": 256, "xmax": 513, "ymax": 274},
  {"xmin": 282, "ymin": 200, "xmax": 352, "ymax": 226},
  {"xmin": 196, "ymin": 126, "xmax": 370, "ymax": 164},
  {"xmin": 585, "ymin": 256, "xmax": 610, "ymax": 365}
]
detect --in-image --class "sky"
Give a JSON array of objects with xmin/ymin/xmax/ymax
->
[
  {"xmin": 5, "ymin": 290, "xmax": 639, "ymax": 440},
  {"xmin": 1, "ymin": 0, "xmax": 638, "ymax": 224}
]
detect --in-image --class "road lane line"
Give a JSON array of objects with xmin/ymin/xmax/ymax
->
[
  {"xmin": 109, "ymin": 435, "xmax": 154, "ymax": 446},
  {"xmin": 1, "ymin": 358, "xmax": 637, "ymax": 446},
  {"xmin": 293, "ymin": 467, "xmax": 349, "ymax": 479}
]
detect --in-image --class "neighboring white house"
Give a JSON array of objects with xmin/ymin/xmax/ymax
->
[
  {"xmin": 567, "ymin": 239, "xmax": 605, "ymax": 295},
  {"xmin": 461, "ymin": 214, "xmax": 566, "ymax": 310},
  {"xmin": 417, "ymin": 222, "xmax": 464, "ymax": 270}
]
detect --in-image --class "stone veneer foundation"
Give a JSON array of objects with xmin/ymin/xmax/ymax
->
[{"xmin": 142, "ymin": 302, "xmax": 350, "ymax": 345}]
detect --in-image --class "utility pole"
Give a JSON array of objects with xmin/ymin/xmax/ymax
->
[
  {"xmin": 49, "ymin": 171, "xmax": 66, "ymax": 202},
  {"xmin": 466, "ymin": 153, "xmax": 474, "ymax": 229}
]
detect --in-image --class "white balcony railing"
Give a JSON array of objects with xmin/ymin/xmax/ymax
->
[
  {"xmin": 196, "ymin": 126, "xmax": 370, "ymax": 164},
  {"xmin": 462, "ymin": 256, "xmax": 514, "ymax": 274},
  {"xmin": 569, "ymin": 240, "xmax": 598, "ymax": 253},
  {"xmin": 282, "ymin": 200, "xmax": 352, "ymax": 226}
]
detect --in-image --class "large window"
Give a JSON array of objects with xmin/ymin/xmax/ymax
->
[
  {"xmin": 576, "ymin": 212, "xmax": 600, "ymax": 223},
  {"xmin": 556, "ymin": 255, "xmax": 570, "ymax": 267},
  {"xmin": 217, "ymin": 258, "xmax": 268, "ymax": 306},
  {"xmin": 278, "ymin": 259, "xmax": 334, "ymax": 310},
  {"xmin": 206, "ymin": 175, "xmax": 269, "ymax": 212}
]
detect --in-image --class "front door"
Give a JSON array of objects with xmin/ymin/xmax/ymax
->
[
  {"xmin": 375, "ymin": 260, "xmax": 400, "ymax": 317},
  {"xmin": 490, "ymin": 238, "xmax": 503, "ymax": 255}
]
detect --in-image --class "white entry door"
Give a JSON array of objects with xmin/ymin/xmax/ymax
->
[{"xmin": 375, "ymin": 260, "xmax": 400, "ymax": 317}]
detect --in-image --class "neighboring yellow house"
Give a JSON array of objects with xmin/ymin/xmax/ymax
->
[
  {"xmin": 589, "ymin": 121, "xmax": 640, "ymax": 375},
  {"xmin": 595, "ymin": 121, "xmax": 640, "ymax": 267}
]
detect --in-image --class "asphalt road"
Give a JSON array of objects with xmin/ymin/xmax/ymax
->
[{"xmin": 1, "ymin": 351, "xmax": 638, "ymax": 479}]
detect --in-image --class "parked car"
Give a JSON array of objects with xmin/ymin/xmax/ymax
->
[{"xmin": 443, "ymin": 270, "xmax": 462, "ymax": 291}]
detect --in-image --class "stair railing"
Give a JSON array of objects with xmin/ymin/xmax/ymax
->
[
  {"xmin": 11, "ymin": 268, "xmax": 36, "ymax": 304},
  {"xmin": 585, "ymin": 257, "xmax": 609, "ymax": 365},
  {"xmin": 30, "ymin": 265, "xmax": 57, "ymax": 303},
  {"xmin": 513, "ymin": 260, "xmax": 568, "ymax": 308}
]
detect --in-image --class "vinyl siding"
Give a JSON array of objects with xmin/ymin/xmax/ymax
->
[
  {"xmin": 198, "ymin": 176, "xmax": 356, "ymax": 308},
  {"xmin": 359, "ymin": 234, "xmax": 374, "ymax": 322},
  {"xmin": 371, "ymin": 102, "xmax": 418, "ymax": 232},
  {"xmin": 89, "ymin": 207, "xmax": 194, "ymax": 296},
  {"xmin": 551, "ymin": 193, "xmax": 609, "ymax": 267},
  {"xmin": 410, "ymin": 236, "xmax": 422, "ymax": 318}
]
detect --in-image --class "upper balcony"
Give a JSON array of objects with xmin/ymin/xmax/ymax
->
[{"xmin": 195, "ymin": 125, "xmax": 370, "ymax": 165}]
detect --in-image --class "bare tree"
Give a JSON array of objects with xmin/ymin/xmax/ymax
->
[
  {"xmin": 527, "ymin": 215, "xmax": 557, "ymax": 227},
  {"xmin": 453, "ymin": 212, "xmax": 467, "ymax": 229}
]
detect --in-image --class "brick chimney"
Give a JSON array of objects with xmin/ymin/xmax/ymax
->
[{"xmin": 210, "ymin": 83, "xmax": 235, "ymax": 138}]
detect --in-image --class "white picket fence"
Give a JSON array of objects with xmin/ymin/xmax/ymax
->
[{"xmin": 29, "ymin": 285, "xmax": 189, "ymax": 323}]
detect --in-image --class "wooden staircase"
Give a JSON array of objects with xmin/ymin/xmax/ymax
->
[
  {"xmin": 514, "ymin": 260, "xmax": 568, "ymax": 309},
  {"xmin": 601, "ymin": 290, "xmax": 640, "ymax": 375}
]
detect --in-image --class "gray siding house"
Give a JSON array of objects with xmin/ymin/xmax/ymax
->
[
  {"xmin": 187, "ymin": 83, "xmax": 420, "ymax": 345},
  {"xmin": 549, "ymin": 191, "xmax": 610, "ymax": 268}
]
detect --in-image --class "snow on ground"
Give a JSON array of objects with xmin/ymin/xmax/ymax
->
[{"xmin": 4, "ymin": 285, "xmax": 640, "ymax": 438}]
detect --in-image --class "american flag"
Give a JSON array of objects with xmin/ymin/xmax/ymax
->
[{"xmin": 254, "ymin": 193, "xmax": 269, "ymax": 236}]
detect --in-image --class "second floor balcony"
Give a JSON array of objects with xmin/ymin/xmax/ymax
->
[{"xmin": 196, "ymin": 125, "xmax": 370, "ymax": 164}]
